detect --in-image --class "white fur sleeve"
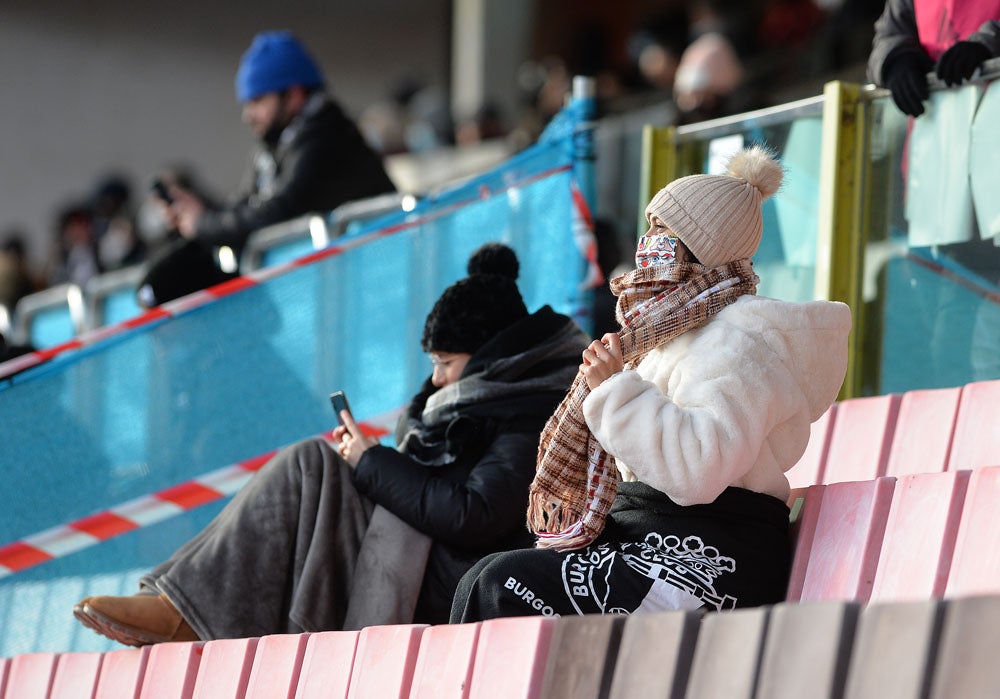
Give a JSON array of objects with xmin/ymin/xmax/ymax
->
[{"xmin": 581, "ymin": 343, "xmax": 803, "ymax": 505}]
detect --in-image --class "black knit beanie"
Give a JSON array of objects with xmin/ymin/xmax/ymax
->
[{"xmin": 421, "ymin": 243, "xmax": 528, "ymax": 354}]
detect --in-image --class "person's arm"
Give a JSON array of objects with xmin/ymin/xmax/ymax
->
[
  {"xmin": 194, "ymin": 114, "xmax": 394, "ymax": 249},
  {"xmin": 582, "ymin": 329, "xmax": 804, "ymax": 506},
  {"xmin": 867, "ymin": 0, "xmax": 924, "ymax": 85},
  {"xmin": 351, "ymin": 430, "xmax": 539, "ymax": 549}
]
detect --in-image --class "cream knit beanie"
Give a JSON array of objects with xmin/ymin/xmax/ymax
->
[{"xmin": 644, "ymin": 146, "xmax": 783, "ymax": 267}]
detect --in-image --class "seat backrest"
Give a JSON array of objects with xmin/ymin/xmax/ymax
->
[
  {"xmin": 869, "ymin": 470, "xmax": 969, "ymax": 602},
  {"xmin": 843, "ymin": 599, "xmax": 943, "ymax": 699},
  {"xmin": 466, "ymin": 616, "xmax": 557, "ymax": 699},
  {"xmin": 929, "ymin": 595, "xmax": 1000, "ymax": 698},
  {"xmin": 2, "ymin": 651, "xmax": 58, "ymax": 699},
  {"xmin": 139, "ymin": 641, "xmax": 204, "ymax": 699},
  {"xmin": 294, "ymin": 631, "xmax": 360, "ymax": 699},
  {"xmin": 11, "ymin": 283, "xmax": 86, "ymax": 349},
  {"xmin": 822, "ymin": 394, "xmax": 900, "ymax": 484},
  {"xmin": 243, "ymin": 634, "xmax": 310, "ymax": 699},
  {"xmin": 408, "ymin": 623, "xmax": 480, "ymax": 699},
  {"xmin": 785, "ymin": 484, "xmax": 825, "ymax": 602},
  {"xmin": 947, "ymin": 379, "xmax": 1000, "ymax": 471},
  {"xmin": 683, "ymin": 606, "xmax": 769, "ymax": 698},
  {"xmin": 607, "ymin": 610, "xmax": 700, "ymax": 699},
  {"xmin": 755, "ymin": 600, "xmax": 859, "ymax": 699},
  {"xmin": 50, "ymin": 651, "xmax": 104, "ymax": 699},
  {"xmin": 84, "ymin": 264, "xmax": 146, "ymax": 330},
  {"xmin": 786, "ymin": 405, "xmax": 836, "ymax": 488},
  {"xmin": 94, "ymin": 647, "xmax": 150, "ymax": 699},
  {"xmin": 345, "ymin": 624, "xmax": 426, "ymax": 699},
  {"xmin": 944, "ymin": 465, "xmax": 1000, "ymax": 598},
  {"xmin": 539, "ymin": 615, "xmax": 624, "ymax": 699},
  {"xmin": 884, "ymin": 386, "xmax": 962, "ymax": 477},
  {"xmin": 191, "ymin": 638, "xmax": 258, "ymax": 699},
  {"xmin": 797, "ymin": 477, "xmax": 895, "ymax": 603}
]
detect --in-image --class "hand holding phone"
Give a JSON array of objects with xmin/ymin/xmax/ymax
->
[
  {"xmin": 329, "ymin": 390, "xmax": 353, "ymax": 426},
  {"xmin": 151, "ymin": 178, "xmax": 174, "ymax": 205}
]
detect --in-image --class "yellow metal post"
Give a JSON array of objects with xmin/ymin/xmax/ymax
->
[
  {"xmin": 817, "ymin": 80, "xmax": 868, "ymax": 399},
  {"xmin": 639, "ymin": 125, "xmax": 677, "ymax": 235}
]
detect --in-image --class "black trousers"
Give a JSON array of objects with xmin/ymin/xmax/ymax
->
[{"xmin": 451, "ymin": 482, "xmax": 790, "ymax": 622}]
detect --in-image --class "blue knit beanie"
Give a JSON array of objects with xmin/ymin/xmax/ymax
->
[{"xmin": 235, "ymin": 31, "xmax": 324, "ymax": 102}]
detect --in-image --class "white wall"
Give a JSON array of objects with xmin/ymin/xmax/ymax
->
[{"xmin": 0, "ymin": 0, "xmax": 450, "ymax": 270}]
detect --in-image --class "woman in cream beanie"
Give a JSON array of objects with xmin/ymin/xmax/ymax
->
[{"xmin": 452, "ymin": 147, "xmax": 853, "ymax": 621}]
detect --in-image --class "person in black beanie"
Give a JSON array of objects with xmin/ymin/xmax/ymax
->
[
  {"xmin": 868, "ymin": 0, "xmax": 1000, "ymax": 117},
  {"xmin": 74, "ymin": 242, "xmax": 590, "ymax": 645}
]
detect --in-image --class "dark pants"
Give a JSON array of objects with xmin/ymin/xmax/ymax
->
[
  {"xmin": 142, "ymin": 438, "xmax": 374, "ymax": 639},
  {"xmin": 451, "ymin": 483, "xmax": 790, "ymax": 622}
]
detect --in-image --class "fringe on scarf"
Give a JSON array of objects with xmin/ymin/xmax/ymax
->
[{"xmin": 527, "ymin": 259, "xmax": 758, "ymax": 550}]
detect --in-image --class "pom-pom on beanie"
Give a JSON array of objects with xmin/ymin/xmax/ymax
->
[
  {"xmin": 421, "ymin": 243, "xmax": 528, "ymax": 354},
  {"xmin": 644, "ymin": 145, "xmax": 783, "ymax": 267},
  {"xmin": 235, "ymin": 31, "xmax": 324, "ymax": 103}
]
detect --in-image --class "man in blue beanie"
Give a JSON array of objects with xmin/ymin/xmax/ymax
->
[{"xmin": 162, "ymin": 30, "xmax": 396, "ymax": 256}]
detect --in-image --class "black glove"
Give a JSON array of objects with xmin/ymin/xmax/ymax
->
[
  {"xmin": 883, "ymin": 49, "xmax": 933, "ymax": 117},
  {"xmin": 935, "ymin": 40, "xmax": 992, "ymax": 87}
]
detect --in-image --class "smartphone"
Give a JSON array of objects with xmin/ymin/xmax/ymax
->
[
  {"xmin": 329, "ymin": 390, "xmax": 353, "ymax": 426},
  {"xmin": 151, "ymin": 178, "xmax": 174, "ymax": 205}
]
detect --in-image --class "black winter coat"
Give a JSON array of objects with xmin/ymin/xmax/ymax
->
[
  {"xmin": 351, "ymin": 306, "xmax": 589, "ymax": 622},
  {"xmin": 196, "ymin": 97, "xmax": 396, "ymax": 250}
]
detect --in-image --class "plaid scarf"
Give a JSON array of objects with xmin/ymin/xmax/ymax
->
[{"xmin": 526, "ymin": 258, "xmax": 759, "ymax": 550}]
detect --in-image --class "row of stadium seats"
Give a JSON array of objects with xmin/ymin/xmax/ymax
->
[
  {"xmin": 0, "ymin": 193, "xmax": 411, "ymax": 352},
  {"xmin": 3, "ymin": 379, "xmax": 999, "ymax": 697}
]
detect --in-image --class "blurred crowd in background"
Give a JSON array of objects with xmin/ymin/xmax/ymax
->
[{"xmin": 0, "ymin": 0, "xmax": 883, "ymax": 313}]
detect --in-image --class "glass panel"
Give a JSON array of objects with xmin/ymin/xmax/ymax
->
[{"xmin": 861, "ymin": 82, "xmax": 1000, "ymax": 394}]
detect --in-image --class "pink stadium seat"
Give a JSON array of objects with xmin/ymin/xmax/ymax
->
[
  {"xmin": 294, "ymin": 631, "xmax": 360, "ymax": 699},
  {"xmin": 94, "ymin": 647, "xmax": 150, "ymax": 699},
  {"xmin": 50, "ymin": 651, "xmax": 104, "ymax": 699},
  {"xmin": 797, "ymin": 477, "xmax": 895, "ymax": 603},
  {"xmin": 3, "ymin": 651, "xmax": 58, "ymax": 698},
  {"xmin": 466, "ymin": 616, "xmax": 557, "ymax": 699},
  {"xmin": 786, "ymin": 484, "xmax": 826, "ymax": 602},
  {"xmin": 786, "ymin": 405, "xmax": 836, "ymax": 488},
  {"xmin": 947, "ymin": 379, "xmax": 1000, "ymax": 471},
  {"xmin": 408, "ymin": 623, "xmax": 480, "ymax": 699},
  {"xmin": 191, "ymin": 638, "xmax": 258, "ymax": 699},
  {"xmin": 243, "ymin": 634, "xmax": 310, "ymax": 699},
  {"xmin": 944, "ymin": 465, "xmax": 1000, "ymax": 597},
  {"xmin": 822, "ymin": 394, "xmax": 901, "ymax": 484},
  {"xmin": 345, "ymin": 624, "xmax": 426, "ymax": 699},
  {"xmin": 884, "ymin": 386, "xmax": 962, "ymax": 477},
  {"xmin": 869, "ymin": 470, "xmax": 969, "ymax": 602},
  {"xmin": 140, "ymin": 641, "xmax": 204, "ymax": 699}
]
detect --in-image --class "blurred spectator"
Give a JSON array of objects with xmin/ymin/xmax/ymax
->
[
  {"xmin": 48, "ymin": 204, "xmax": 101, "ymax": 288},
  {"xmin": 92, "ymin": 174, "xmax": 146, "ymax": 271},
  {"xmin": 0, "ymin": 233, "xmax": 43, "ymax": 310},
  {"xmin": 673, "ymin": 32, "xmax": 751, "ymax": 123},
  {"xmin": 162, "ymin": 30, "xmax": 396, "ymax": 257},
  {"xmin": 868, "ymin": 0, "xmax": 1000, "ymax": 117}
]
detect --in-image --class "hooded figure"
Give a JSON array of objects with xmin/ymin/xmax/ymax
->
[{"xmin": 452, "ymin": 147, "xmax": 852, "ymax": 622}]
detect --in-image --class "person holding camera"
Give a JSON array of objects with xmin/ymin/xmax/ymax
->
[
  {"xmin": 161, "ymin": 30, "xmax": 396, "ymax": 255},
  {"xmin": 73, "ymin": 243, "xmax": 590, "ymax": 644}
]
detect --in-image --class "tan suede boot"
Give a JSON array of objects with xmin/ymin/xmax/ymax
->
[{"xmin": 73, "ymin": 594, "xmax": 200, "ymax": 647}]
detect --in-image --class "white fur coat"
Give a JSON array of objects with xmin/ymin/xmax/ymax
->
[{"xmin": 583, "ymin": 295, "xmax": 851, "ymax": 506}]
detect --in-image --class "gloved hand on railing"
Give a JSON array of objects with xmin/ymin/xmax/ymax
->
[
  {"xmin": 935, "ymin": 41, "xmax": 992, "ymax": 87},
  {"xmin": 883, "ymin": 49, "xmax": 934, "ymax": 117}
]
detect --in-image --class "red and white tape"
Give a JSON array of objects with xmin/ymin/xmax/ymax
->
[{"xmin": 0, "ymin": 410, "xmax": 401, "ymax": 579}]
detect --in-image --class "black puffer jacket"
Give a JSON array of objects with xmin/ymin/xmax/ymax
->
[
  {"xmin": 196, "ymin": 96, "xmax": 396, "ymax": 250},
  {"xmin": 351, "ymin": 306, "xmax": 589, "ymax": 622}
]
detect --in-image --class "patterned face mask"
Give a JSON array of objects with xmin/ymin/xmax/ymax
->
[{"xmin": 635, "ymin": 233, "xmax": 679, "ymax": 268}]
